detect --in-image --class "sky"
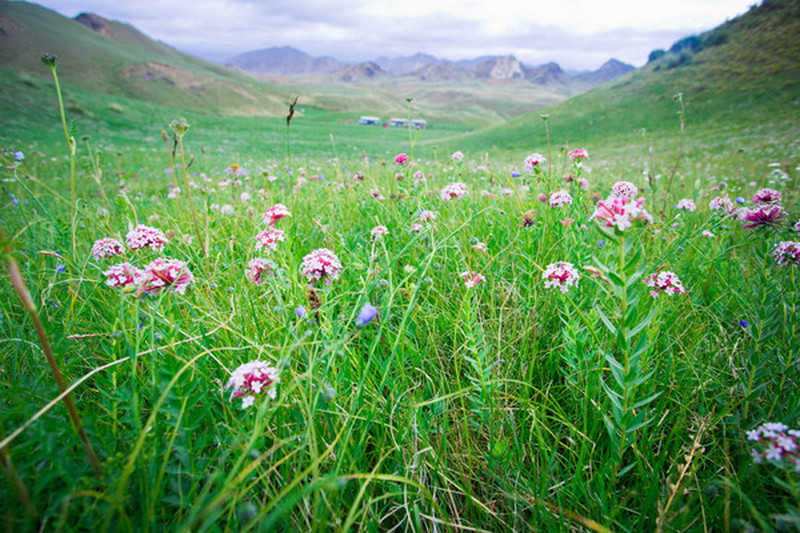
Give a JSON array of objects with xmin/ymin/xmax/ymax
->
[{"xmin": 30, "ymin": 0, "xmax": 756, "ymax": 70}]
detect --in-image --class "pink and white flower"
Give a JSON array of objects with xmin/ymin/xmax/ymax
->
[
  {"xmin": 103, "ymin": 262, "xmax": 144, "ymax": 290},
  {"xmin": 569, "ymin": 148, "xmax": 589, "ymax": 161},
  {"xmin": 451, "ymin": 151, "xmax": 464, "ymax": 162},
  {"xmin": 643, "ymin": 270, "xmax": 685, "ymax": 298},
  {"xmin": 549, "ymin": 189, "xmax": 573, "ymax": 207},
  {"xmin": 246, "ymin": 258, "xmax": 277, "ymax": 285},
  {"xmin": 440, "ymin": 182, "xmax": 468, "ymax": 201},
  {"xmin": 394, "ymin": 153, "xmax": 409, "ymax": 166},
  {"xmin": 371, "ymin": 225, "xmax": 389, "ymax": 238},
  {"xmin": 255, "ymin": 227, "xmax": 286, "ymax": 253},
  {"xmin": 542, "ymin": 261, "xmax": 580, "ymax": 294},
  {"xmin": 753, "ymin": 188, "xmax": 781, "ymax": 204},
  {"xmin": 771, "ymin": 241, "xmax": 800, "ymax": 267},
  {"xmin": 709, "ymin": 194, "xmax": 736, "ymax": 214},
  {"xmin": 138, "ymin": 258, "xmax": 194, "ymax": 295},
  {"xmin": 262, "ymin": 203, "xmax": 292, "ymax": 225},
  {"xmin": 126, "ymin": 224, "xmax": 168, "ymax": 252},
  {"xmin": 738, "ymin": 204, "xmax": 788, "ymax": 229},
  {"xmin": 461, "ymin": 270, "xmax": 485, "ymax": 289},
  {"xmin": 225, "ymin": 361, "xmax": 280, "ymax": 409},
  {"xmin": 92, "ymin": 238, "xmax": 125, "ymax": 260},
  {"xmin": 610, "ymin": 181, "xmax": 639, "ymax": 199},
  {"xmin": 523, "ymin": 153, "xmax": 545, "ymax": 172},
  {"xmin": 748, "ymin": 422, "xmax": 800, "ymax": 472},
  {"xmin": 675, "ymin": 199, "xmax": 697, "ymax": 211},
  {"xmin": 591, "ymin": 196, "xmax": 653, "ymax": 231},
  {"xmin": 300, "ymin": 248, "xmax": 342, "ymax": 286}
]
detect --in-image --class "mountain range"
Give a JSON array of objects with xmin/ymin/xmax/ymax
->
[{"xmin": 226, "ymin": 47, "xmax": 634, "ymax": 87}]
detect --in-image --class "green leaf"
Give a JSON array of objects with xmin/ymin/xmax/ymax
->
[
  {"xmin": 603, "ymin": 415, "xmax": 620, "ymax": 448},
  {"xmin": 595, "ymin": 305, "xmax": 617, "ymax": 335},
  {"xmin": 628, "ymin": 306, "xmax": 658, "ymax": 339},
  {"xmin": 631, "ymin": 391, "xmax": 663, "ymax": 410}
]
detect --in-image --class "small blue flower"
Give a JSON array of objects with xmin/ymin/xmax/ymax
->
[
  {"xmin": 736, "ymin": 196, "xmax": 745, "ymax": 204},
  {"xmin": 295, "ymin": 305, "xmax": 307, "ymax": 318},
  {"xmin": 598, "ymin": 239, "xmax": 605, "ymax": 248},
  {"xmin": 511, "ymin": 171, "xmax": 520, "ymax": 178},
  {"xmin": 356, "ymin": 302, "xmax": 378, "ymax": 326},
  {"xmin": 56, "ymin": 265, "xmax": 66, "ymax": 274},
  {"xmin": 13, "ymin": 151, "xmax": 24, "ymax": 161},
  {"xmin": 739, "ymin": 320, "xmax": 748, "ymax": 328}
]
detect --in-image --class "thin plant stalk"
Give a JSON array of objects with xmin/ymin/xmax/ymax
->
[
  {"xmin": 1, "ymin": 224, "xmax": 103, "ymax": 480},
  {"xmin": 0, "ymin": 439, "xmax": 35, "ymax": 516}
]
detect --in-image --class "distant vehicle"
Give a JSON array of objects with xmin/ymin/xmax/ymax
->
[
  {"xmin": 388, "ymin": 118, "xmax": 408, "ymax": 127},
  {"xmin": 359, "ymin": 116, "xmax": 381, "ymax": 125},
  {"xmin": 411, "ymin": 119, "xmax": 428, "ymax": 129}
]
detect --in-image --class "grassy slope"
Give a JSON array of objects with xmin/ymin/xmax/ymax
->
[
  {"xmin": 444, "ymin": 0, "xmax": 800, "ymax": 162},
  {"xmin": 0, "ymin": 0, "xmax": 289, "ymax": 116}
]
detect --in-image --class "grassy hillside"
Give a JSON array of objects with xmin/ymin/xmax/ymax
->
[
  {"xmin": 0, "ymin": 0, "xmax": 289, "ymax": 116},
  {"xmin": 445, "ymin": 0, "xmax": 800, "ymax": 164}
]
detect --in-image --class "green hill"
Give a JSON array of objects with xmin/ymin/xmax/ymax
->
[
  {"xmin": 0, "ymin": 0, "xmax": 289, "ymax": 116},
  {"xmin": 447, "ymin": 0, "xmax": 800, "ymax": 161}
]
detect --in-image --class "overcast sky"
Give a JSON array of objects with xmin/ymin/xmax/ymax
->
[{"xmin": 32, "ymin": 0, "xmax": 755, "ymax": 70}]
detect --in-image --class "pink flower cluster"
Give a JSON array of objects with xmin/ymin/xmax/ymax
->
[
  {"xmin": 103, "ymin": 258, "xmax": 193, "ymax": 296},
  {"xmin": 370, "ymin": 225, "xmax": 389, "ymax": 238},
  {"xmin": 301, "ymin": 248, "xmax": 342, "ymax": 286},
  {"xmin": 523, "ymin": 153, "xmax": 545, "ymax": 172},
  {"xmin": 591, "ymin": 196, "xmax": 653, "ymax": 231},
  {"xmin": 675, "ymin": 199, "xmax": 697, "ymax": 211},
  {"xmin": 643, "ymin": 270, "xmax": 685, "ymax": 298},
  {"xmin": 246, "ymin": 258, "xmax": 277, "ymax": 286},
  {"xmin": 709, "ymin": 194, "xmax": 736, "ymax": 214},
  {"xmin": 126, "ymin": 224, "xmax": 168, "ymax": 252},
  {"xmin": 748, "ymin": 422, "xmax": 800, "ymax": 472},
  {"xmin": 738, "ymin": 204, "xmax": 788, "ymax": 229},
  {"xmin": 569, "ymin": 148, "xmax": 588, "ymax": 161},
  {"xmin": 92, "ymin": 238, "xmax": 125, "ymax": 260},
  {"xmin": 461, "ymin": 270, "xmax": 485, "ymax": 288},
  {"xmin": 610, "ymin": 181, "xmax": 639, "ymax": 199},
  {"xmin": 753, "ymin": 188, "xmax": 781, "ymax": 204},
  {"xmin": 542, "ymin": 261, "xmax": 580, "ymax": 294},
  {"xmin": 440, "ymin": 182, "xmax": 468, "ymax": 201},
  {"xmin": 451, "ymin": 151, "xmax": 464, "ymax": 162},
  {"xmin": 394, "ymin": 153, "xmax": 409, "ymax": 166},
  {"xmin": 771, "ymin": 241, "xmax": 800, "ymax": 267},
  {"xmin": 262, "ymin": 203, "xmax": 292, "ymax": 225},
  {"xmin": 255, "ymin": 227, "xmax": 286, "ymax": 253},
  {"xmin": 225, "ymin": 360, "xmax": 280, "ymax": 409},
  {"xmin": 549, "ymin": 189, "xmax": 573, "ymax": 207}
]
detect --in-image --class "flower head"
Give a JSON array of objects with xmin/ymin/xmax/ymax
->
[
  {"xmin": 549, "ymin": 189, "xmax": 573, "ymax": 207},
  {"xmin": 542, "ymin": 261, "xmax": 580, "ymax": 294},
  {"xmin": 610, "ymin": 181, "xmax": 639, "ymax": 199},
  {"xmin": 126, "ymin": 224, "xmax": 168, "ymax": 252},
  {"xmin": 461, "ymin": 270, "xmax": 485, "ymax": 289},
  {"xmin": 771, "ymin": 241, "xmax": 800, "ymax": 267},
  {"xmin": 225, "ymin": 361, "xmax": 279, "ymax": 409},
  {"xmin": 262, "ymin": 203, "xmax": 292, "ymax": 225},
  {"xmin": 13, "ymin": 151, "xmax": 24, "ymax": 161},
  {"xmin": 738, "ymin": 204, "xmax": 788, "ymax": 229},
  {"xmin": 675, "ymin": 198, "xmax": 697, "ymax": 211},
  {"xmin": 138, "ymin": 258, "xmax": 194, "ymax": 295},
  {"xmin": 591, "ymin": 196, "xmax": 653, "ymax": 231},
  {"xmin": 440, "ymin": 182, "xmax": 468, "ymax": 201},
  {"xmin": 753, "ymin": 188, "xmax": 781, "ymax": 204},
  {"xmin": 418, "ymin": 209, "xmax": 438, "ymax": 222},
  {"xmin": 643, "ymin": 270, "xmax": 685, "ymax": 298},
  {"xmin": 356, "ymin": 302, "xmax": 379, "ymax": 326},
  {"xmin": 748, "ymin": 422, "xmax": 800, "ymax": 472},
  {"xmin": 92, "ymin": 238, "xmax": 125, "ymax": 260},
  {"xmin": 523, "ymin": 153, "xmax": 545, "ymax": 172},
  {"xmin": 246, "ymin": 258, "xmax": 277, "ymax": 285},
  {"xmin": 709, "ymin": 194, "xmax": 736, "ymax": 215},
  {"xmin": 451, "ymin": 151, "xmax": 464, "ymax": 162},
  {"xmin": 569, "ymin": 148, "xmax": 589, "ymax": 161},
  {"xmin": 255, "ymin": 227, "xmax": 286, "ymax": 253},
  {"xmin": 370, "ymin": 225, "xmax": 389, "ymax": 239},
  {"xmin": 301, "ymin": 248, "xmax": 342, "ymax": 286},
  {"xmin": 394, "ymin": 153, "xmax": 409, "ymax": 166},
  {"xmin": 103, "ymin": 262, "xmax": 144, "ymax": 290}
]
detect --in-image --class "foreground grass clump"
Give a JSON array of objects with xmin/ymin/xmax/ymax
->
[{"xmin": 1, "ymin": 126, "xmax": 799, "ymax": 531}]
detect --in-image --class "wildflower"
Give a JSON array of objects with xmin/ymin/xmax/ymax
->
[
  {"xmin": 255, "ymin": 227, "xmax": 286, "ymax": 253},
  {"xmin": 370, "ymin": 189, "xmax": 386, "ymax": 202},
  {"xmin": 246, "ymin": 258, "xmax": 276, "ymax": 286},
  {"xmin": 440, "ymin": 182, "xmax": 468, "ymax": 201},
  {"xmin": 511, "ymin": 171, "xmax": 520, "ymax": 178},
  {"xmin": 524, "ymin": 153, "xmax": 545, "ymax": 172},
  {"xmin": 709, "ymin": 194, "xmax": 736, "ymax": 214},
  {"xmin": 559, "ymin": 218, "xmax": 575, "ymax": 227},
  {"xmin": 610, "ymin": 181, "xmax": 639, "ymax": 199},
  {"xmin": 472, "ymin": 241, "xmax": 488, "ymax": 252},
  {"xmin": 371, "ymin": 225, "xmax": 389, "ymax": 239},
  {"xmin": 521, "ymin": 210, "xmax": 536, "ymax": 227},
  {"xmin": 126, "ymin": 224, "xmax": 168, "ymax": 252},
  {"xmin": 676, "ymin": 198, "xmax": 697, "ymax": 211},
  {"xmin": 410, "ymin": 223, "xmax": 423, "ymax": 233},
  {"xmin": 739, "ymin": 320, "xmax": 748, "ymax": 327},
  {"xmin": 138, "ymin": 258, "xmax": 194, "ymax": 295},
  {"xmin": 771, "ymin": 241, "xmax": 800, "ymax": 267},
  {"xmin": 13, "ymin": 151, "xmax": 24, "ymax": 161},
  {"xmin": 537, "ymin": 193, "xmax": 548, "ymax": 203},
  {"xmin": 300, "ymin": 248, "xmax": 342, "ymax": 286},
  {"xmin": 220, "ymin": 205, "xmax": 235, "ymax": 216},
  {"xmin": 394, "ymin": 153, "xmax": 409, "ymax": 166},
  {"xmin": 549, "ymin": 189, "xmax": 573, "ymax": 207},
  {"xmin": 461, "ymin": 270, "xmax": 485, "ymax": 288},
  {"xmin": 542, "ymin": 261, "xmax": 580, "ymax": 294},
  {"xmin": 103, "ymin": 262, "xmax": 144, "ymax": 290},
  {"xmin": 643, "ymin": 270, "xmax": 686, "ymax": 298},
  {"xmin": 240, "ymin": 192, "xmax": 251, "ymax": 203},
  {"xmin": 56, "ymin": 264, "xmax": 66, "ymax": 274},
  {"xmin": 225, "ymin": 361, "xmax": 279, "ymax": 409},
  {"xmin": 748, "ymin": 422, "xmax": 800, "ymax": 472},
  {"xmin": 451, "ymin": 151, "xmax": 464, "ymax": 162},
  {"xmin": 295, "ymin": 305, "xmax": 307, "ymax": 318},
  {"xmin": 753, "ymin": 188, "xmax": 781, "ymax": 204},
  {"xmin": 92, "ymin": 237, "xmax": 125, "ymax": 260},
  {"xmin": 224, "ymin": 163, "xmax": 248, "ymax": 176},
  {"xmin": 356, "ymin": 302, "xmax": 379, "ymax": 326},
  {"xmin": 569, "ymin": 148, "xmax": 589, "ymax": 160},
  {"xmin": 702, "ymin": 230, "xmax": 715, "ymax": 238},
  {"xmin": 739, "ymin": 204, "xmax": 788, "ymax": 229},
  {"xmin": 262, "ymin": 203, "xmax": 292, "ymax": 225},
  {"xmin": 576, "ymin": 177, "xmax": 589, "ymax": 190},
  {"xmin": 167, "ymin": 187, "xmax": 180, "ymax": 199},
  {"xmin": 591, "ymin": 196, "xmax": 653, "ymax": 231}
]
